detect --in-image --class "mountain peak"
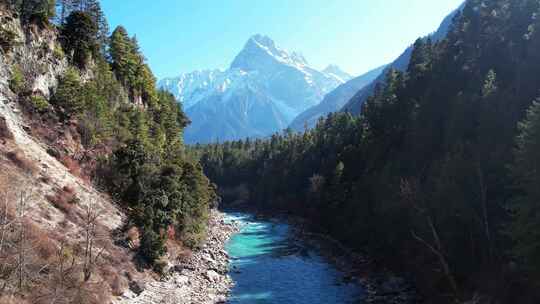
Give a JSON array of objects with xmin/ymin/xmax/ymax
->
[
  {"xmin": 323, "ymin": 65, "xmax": 352, "ymax": 82},
  {"xmin": 248, "ymin": 34, "xmax": 276, "ymax": 49},
  {"xmin": 231, "ymin": 34, "xmax": 308, "ymax": 71},
  {"xmin": 291, "ymin": 52, "xmax": 308, "ymax": 65}
]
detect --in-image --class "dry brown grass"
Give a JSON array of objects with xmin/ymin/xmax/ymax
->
[
  {"xmin": 25, "ymin": 220, "xmax": 57, "ymax": 261},
  {"xmin": 62, "ymin": 184, "xmax": 75, "ymax": 194},
  {"xmin": 0, "ymin": 295, "xmax": 29, "ymax": 304},
  {"xmin": 45, "ymin": 186, "xmax": 84, "ymax": 226},
  {"xmin": 5, "ymin": 150, "xmax": 38, "ymax": 174},
  {"xmin": 0, "ymin": 135, "xmax": 137, "ymax": 303},
  {"xmin": 110, "ymin": 274, "xmax": 128, "ymax": 296},
  {"xmin": 101, "ymin": 265, "xmax": 128, "ymax": 296},
  {"xmin": 30, "ymin": 276, "xmax": 112, "ymax": 304},
  {"xmin": 60, "ymin": 155, "xmax": 86, "ymax": 179},
  {"xmin": 39, "ymin": 174, "xmax": 51, "ymax": 184},
  {"xmin": 0, "ymin": 116, "xmax": 14, "ymax": 141},
  {"xmin": 45, "ymin": 186, "xmax": 79, "ymax": 214},
  {"xmin": 45, "ymin": 193, "xmax": 72, "ymax": 214}
]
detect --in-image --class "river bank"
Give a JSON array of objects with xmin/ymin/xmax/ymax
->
[
  {"xmin": 118, "ymin": 210, "xmax": 241, "ymax": 304},
  {"xmin": 225, "ymin": 212, "xmax": 364, "ymax": 303},
  {"xmin": 287, "ymin": 218, "xmax": 419, "ymax": 304},
  {"xmin": 119, "ymin": 208, "xmax": 416, "ymax": 304},
  {"xmin": 230, "ymin": 207, "xmax": 419, "ymax": 304}
]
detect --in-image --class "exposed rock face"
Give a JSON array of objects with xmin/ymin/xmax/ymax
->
[
  {"xmin": 117, "ymin": 210, "xmax": 241, "ymax": 304},
  {"xmin": 0, "ymin": 6, "xmax": 124, "ymax": 229},
  {"xmin": 0, "ymin": 9, "xmax": 68, "ymax": 99},
  {"xmin": 0, "ymin": 7, "xmax": 144, "ymax": 301}
]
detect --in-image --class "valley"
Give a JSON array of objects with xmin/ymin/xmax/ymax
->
[{"xmin": 2, "ymin": 0, "xmax": 540, "ymax": 304}]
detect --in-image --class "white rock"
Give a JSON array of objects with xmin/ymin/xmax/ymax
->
[
  {"xmin": 205, "ymin": 270, "xmax": 220, "ymax": 283},
  {"xmin": 175, "ymin": 275, "xmax": 189, "ymax": 286}
]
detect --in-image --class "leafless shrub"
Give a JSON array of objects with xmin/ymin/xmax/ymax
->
[
  {"xmin": 100, "ymin": 265, "xmax": 127, "ymax": 296},
  {"xmin": 0, "ymin": 177, "xmax": 125, "ymax": 302},
  {"xmin": 0, "ymin": 116, "xmax": 14, "ymax": 141},
  {"xmin": 126, "ymin": 226, "xmax": 140, "ymax": 249},
  {"xmin": 60, "ymin": 156, "xmax": 84, "ymax": 180},
  {"xmin": 45, "ymin": 186, "xmax": 79, "ymax": 215},
  {"xmin": 39, "ymin": 175, "xmax": 51, "ymax": 184},
  {"xmin": 6, "ymin": 151, "xmax": 37, "ymax": 175},
  {"xmin": 109, "ymin": 273, "xmax": 127, "ymax": 296},
  {"xmin": 80, "ymin": 199, "xmax": 106, "ymax": 282},
  {"xmin": 0, "ymin": 295, "xmax": 29, "ymax": 304},
  {"xmin": 0, "ymin": 179, "xmax": 42, "ymax": 295},
  {"xmin": 25, "ymin": 220, "xmax": 56, "ymax": 261},
  {"xmin": 62, "ymin": 185, "xmax": 75, "ymax": 195}
]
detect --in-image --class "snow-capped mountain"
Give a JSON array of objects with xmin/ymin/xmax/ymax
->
[
  {"xmin": 323, "ymin": 64, "xmax": 353, "ymax": 83},
  {"xmin": 159, "ymin": 34, "xmax": 348, "ymax": 144},
  {"xmin": 159, "ymin": 69, "xmax": 225, "ymax": 110}
]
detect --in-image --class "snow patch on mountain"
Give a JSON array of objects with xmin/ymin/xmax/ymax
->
[{"xmin": 159, "ymin": 34, "xmax": 347, "ymax": 143}]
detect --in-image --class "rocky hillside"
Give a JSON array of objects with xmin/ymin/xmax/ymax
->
[
  {"xmin": 0, "ymin": 2, "xmax": 218, "ymax": 303},
  {"xmin": 0, "ymin": 5, "xmax": 144, "ymax": 303}
]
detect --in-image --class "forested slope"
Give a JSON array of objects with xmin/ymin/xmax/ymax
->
[
  {"xmin": 0, "ymin": 1, "xmax": 216, "ymax": 302},
  {"xmin": 195, "ymin": 1, "xmax": 540, "ymax": 302}
]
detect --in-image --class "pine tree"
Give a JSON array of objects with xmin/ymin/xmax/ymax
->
[
  {"xmin": 85, "ymin": 0, "xmax": 109, "ymax": 53},
  {"xmin": 55, "ymin": 0, "xmax": 73, "ymax": 24},
  {"xmin": 51, "ymin": 67, "xmax": 84, "ymax": 116},
  {"xmin": 61, "ymin": 10, "xmax": 98, "ymax": 67},
  {"xmin": 511, "ymin": 99, "xmax": 540, "ymax": 279}
]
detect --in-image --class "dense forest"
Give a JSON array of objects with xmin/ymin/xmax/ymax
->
[
  {"xmin": 194, "ymin": 0, "xmax": 540, "ymax": 302},
  {"xmin": 3, "ymin": 0, "xmax": 216, "ymax": 269}
]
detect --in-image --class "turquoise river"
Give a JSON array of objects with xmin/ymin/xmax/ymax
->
[{"xmin": 224, "ymin": 213, "xmax": 364, "ymax": 304}]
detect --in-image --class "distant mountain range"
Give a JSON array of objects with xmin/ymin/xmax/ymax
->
[
  {"xmin": 159, "ymin": 35, "xmax": 350, "ymax": 144},
  {"xmin": 160, "ymin": 3, "xmax": 464, "ymax": 143},
  {"xmin": 289, "ymin": 64, "xmax": 386, "ymax": 131}
]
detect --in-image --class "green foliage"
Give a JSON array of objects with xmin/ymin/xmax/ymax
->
[
  {"xmin": 10, "ymin": 0, "xmax": 56, "ymax": 26},
  {"xmin": 61, "ymin": 11, "xmax": 97, "ymax": 68},
  {"xmin": 78, "ymin": 83, "xmax": 113, "ymax": 146},
  {"xmin": 51, "ymin": 67, "xmax": 84, "ymax": 117},
  {"xmin": 96, "ymin": 71, "xmax": 213, "ymax": 263},
  {"xmin": 53, "ymin": 44, "xmax": 65, "ymax": 60},
  {"xmin": 0, "ymin": 27, "xmax": 18, "ymax": 53},
  {"xmin": 109, "ymin": 26, "xmax": 157, "ymax": 105},
  {"xmin": 139, "ymin": 227, "xmax": 166, "ymax": 264},
  {"xmin": 194, "ymin": 0, "xmax": 540, "ymax": 300},
  {"xmin": 8, "ymin": 0, "xmax": 215, "ymax": 276},
  {"xmin": 511, "ymin": 100, "xmax": 540, "ymax": 278},
  {"xmin": 8, "ymin": 65, "xmax": 24, "ymax": 95},
  {"xmin": 30, "ymin": 95, "xmax": 50, "ymax": 112},
  {"xmin": 482, "ymin": 69, "xmax": 498, "ymax": 98},
  {"xmin": 107, "ymin": 135, "xmax": 214, "ymax": 262}
]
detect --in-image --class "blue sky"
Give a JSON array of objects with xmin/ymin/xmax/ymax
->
[{"xmin": 101, "ymin": 0, "xmax": 463, "ymax": 79}]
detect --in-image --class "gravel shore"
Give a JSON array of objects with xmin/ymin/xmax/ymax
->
[{"xmin": 118, "ymin": 210, "xmax": 241, "ymax": 304}]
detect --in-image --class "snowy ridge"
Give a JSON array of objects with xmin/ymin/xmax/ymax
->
[{"xmin": 159, "ymin": 34, "xmax": 351, "ymax": 143}]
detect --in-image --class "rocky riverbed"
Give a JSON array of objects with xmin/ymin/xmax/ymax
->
[
  {"xmin": 117, "ymin": 210, "xmax": 241, "ymax": 304},
  {"xmin": 118, "ymin": 210, "xmax": 416, "ymax": 304},
  {"xmin": 289, "ymin": 223, "xmax": 419, "ymax": 304}
]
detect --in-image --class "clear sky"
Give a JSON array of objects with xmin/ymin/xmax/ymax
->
[{"xmin": 100, "ymin": 0, "xmax": 463, "ymax": 79}]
